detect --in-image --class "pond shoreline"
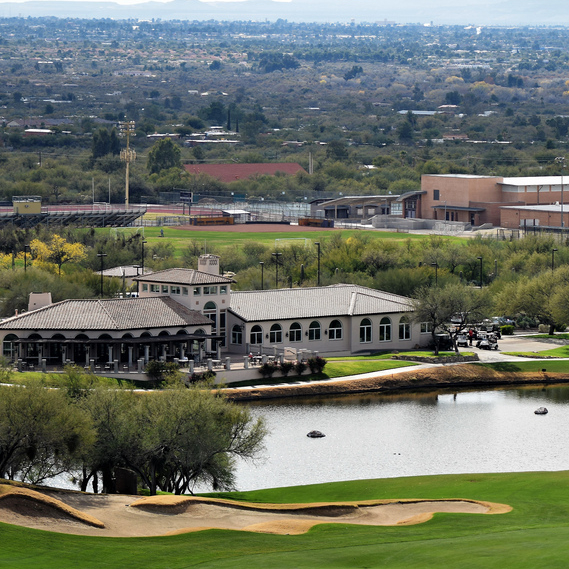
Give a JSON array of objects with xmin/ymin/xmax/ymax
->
[{"xmin": 224, "ymin": 364, "xmax": 569, "ymax": 401}]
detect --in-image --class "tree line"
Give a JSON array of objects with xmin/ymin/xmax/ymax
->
[{"xmin": 0, "ymin": 367, "xmax": 266, "ymax": 495}]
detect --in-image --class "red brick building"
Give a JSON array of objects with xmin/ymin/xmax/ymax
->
[{"xmin": 420, "ymin": 175, "xmax": 569, "ymax": 228}]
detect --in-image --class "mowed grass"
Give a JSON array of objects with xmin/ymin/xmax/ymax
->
[
  {"xmin": 2, "ymin": 371, "xmax": 133, "ymax": 389},
  {"xmin": 322, "ymin": 359, "xmax": 418, "ymax": 377},
  {"xmin": 223, "ymin": 360, "xmax": 418, "ymax": 388},
  {"xmin": 112, "ymin": 226, "xmax": 464, "ymax": 259},
  {"xmin": 502, "ymin": 345, "xmax": 569, "ymax": 358},
  {"xmin": 4, "ymin": 471, "xmax": 569, "ymax": 568},
  {"xmin": 326, "ymin": 351, "xmax": 463, "ymax": 361}
]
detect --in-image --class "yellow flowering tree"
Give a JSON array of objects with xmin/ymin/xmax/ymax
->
[
  {"xmin": 0, "ymin": 253, "xmax": 13, "ymax": 270},
  {"xmin": 29, "ymin": 235, "xmax": 87, "ymax": 276}
]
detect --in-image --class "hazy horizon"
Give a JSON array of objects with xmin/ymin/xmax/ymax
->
[{"xmin": 0, "ymin": 0, "xmax": 567, "ymax": 26}]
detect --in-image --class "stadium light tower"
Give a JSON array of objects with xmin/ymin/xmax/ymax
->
[{"xmin": 119, "ymin": 120, "xmax": 136, "ymax": 207}]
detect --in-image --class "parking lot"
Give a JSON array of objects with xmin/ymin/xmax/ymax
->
[{"xmin": 460, "ymin": 334, "xmax": 565, "ymax": 363}]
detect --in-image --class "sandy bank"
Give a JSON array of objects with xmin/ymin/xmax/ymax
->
[{"xmin": 223, "ymin": 364, "xmax": 569, "ymax": 401}]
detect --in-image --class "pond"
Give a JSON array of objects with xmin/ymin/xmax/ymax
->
[{"xmin": 231, "ymin": 384, "xmax": 569, "ymax": 491}]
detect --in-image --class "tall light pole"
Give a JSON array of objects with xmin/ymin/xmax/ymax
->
[
  {"xmin": 556, "ymin": 156, "xmax": 566, "ymax": 229},
  {"xmin": 141, "ymin": 239, "xmax": 147, "ymax": 276},
  {"xmin": 315, "ymin": 241, "xmax": 321, "ymax": 286},
  {"xmin": 119, "ymin": 120, "xmax": 136, "ymax": 207},
  {"xmin": 552, "ymin": 248, "xmax": 558, "ymax": 272},
  {"xmin": 477, "ymin": 256, "xmax": 483, "ymax": 288},
  {"xmin": 97, "ymin": 253, "xmax": 107, "ymax": 298},
  {"xmin": 259, "ymin": 261, "xmax": 264, "ymax": 290},
  {"xmin": 24, "ymin": 244, "xmax": 30, "ymax": 273},
  {"xmin": 431, "ymin": 262, "xmax": 438, "ymax": 286},
  {"xmin": 272, "ymin": 253, "xmax": 282, "ymax": 289}
]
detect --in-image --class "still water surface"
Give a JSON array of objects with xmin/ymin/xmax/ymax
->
[{"xmin": 231, "ymin": 385, "xmax": 569, "ymax": 491}]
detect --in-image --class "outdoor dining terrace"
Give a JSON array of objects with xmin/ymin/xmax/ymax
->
[{"xmin": 13, "ymin": 347, "xmax": 319, "ymax": 386}]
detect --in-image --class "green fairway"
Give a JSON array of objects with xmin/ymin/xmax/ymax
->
[
  {"xmin": 112, "ymin": 226, "xmax": 464, "ymax": 258},
  {"xmin": 3, "ymin": 470, "xmax": 569, "ymax": 568}
]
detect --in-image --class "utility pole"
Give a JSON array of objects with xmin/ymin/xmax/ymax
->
[
  {"xmin": 120, "ymin": 120, "xmax": 136, "ymax": 207},
  {"xmin": 556, "ymin": 156, "xmax": 566, "ymax": 230},
  {"xmin": 315, "ymin": 242, "xmax": 321, "ymax": 286},
  {"xmin": 272, "ymin": 252, "xmax": 282, "ymax": 288},
  {"xmin": 97, "ymin": 253, "xmax": 107, "ymax": 298},
  {"xmin": 141, "ymin": 239, "xmax": 147, "ymax": 276},
  {"xmin": 24, "ymin": 244, "xmax": 30, "ymax": 272}
]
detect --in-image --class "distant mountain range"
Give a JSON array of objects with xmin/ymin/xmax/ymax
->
[{"xmin": 0, "ymin": 0, "xmax": 567, "ymax": 26}]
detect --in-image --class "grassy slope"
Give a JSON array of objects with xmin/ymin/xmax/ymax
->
[{"xmin": 3, "ymin": 471, "xmax": 569, "ymax": 568}]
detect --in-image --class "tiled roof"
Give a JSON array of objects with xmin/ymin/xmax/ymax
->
[
  {"xmin": 0, "ymin": 297, "xmax": 212, "ymax": 332},
  {"xmin": 134, "ymin": 268, "xmax": 234, "ymax": 285},
  {"xmin": 98, "ymin": 266, "xmax": 153, "ymax": 278},
  {"xmin": 183, "ymin": 163, "xmax": 306, "ymax": 184},
  {"xmin": 229, "ymin": 285, "xmax": 413, "ymax": 322}
]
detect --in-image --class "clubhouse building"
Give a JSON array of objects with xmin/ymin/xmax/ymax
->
[{"xmin": 0, "ymin": 255, "xmax": 429, "ymax": 368}]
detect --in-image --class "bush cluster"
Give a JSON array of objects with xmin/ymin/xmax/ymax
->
[{"xmin": 258, "ymin": 357, "xmax": 326, "ymax": 379}]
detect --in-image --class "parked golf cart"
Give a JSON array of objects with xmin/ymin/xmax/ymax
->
[
  {"xmin": 476, "ymin": 332, "xmax": 499, "ymax": 350},
  {"xmin": 456, "ymin": 334, "xmax": 469, "ymax": 347}
]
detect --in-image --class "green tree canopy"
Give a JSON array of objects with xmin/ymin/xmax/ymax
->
[
  {"xmin": 147, "ymin": 138, "xmax": 181, "ymax": 175},
  {"xmin": 92, "ymin": 128, "xmax": 121, "ymax": 160},
  {"xmin": 411, "ymin": 283, "xmax": 489, "ymax": 354}
]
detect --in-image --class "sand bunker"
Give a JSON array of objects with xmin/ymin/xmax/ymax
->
[{"xmin": 0, "ymin": 484, "xmax": 511, "ymax": 538}]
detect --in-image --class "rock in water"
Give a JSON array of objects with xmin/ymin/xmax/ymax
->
[
  {"xmin": 534, "ymin": 407, "xmax": 548, "ymax": 415},
  {"xmin": 307, "ymin": 430, "xmax": 325, "ymax": 438}
]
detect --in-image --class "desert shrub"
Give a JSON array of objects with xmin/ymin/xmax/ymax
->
[
  {"xmin": 516, "ymin": 315, "xmax": 538, "ymax": 329},
  {"xmin": 145, "ymin": 360, "xmax": 181, "ymax": 385},
  {"xmin": 188, "ymin": 370, "xmax": 216, "ymax": 384},
  {"xmin": 500, "ymin": 325, "xmax": 515, "ymax": 335},
  {"xmin": 259, "ymin": 362, "xmax": 278, "ymax": 378},
  {"xmin": 280, "ymin": 361, "xmax": 295, "ymax": 377},
  {"xmin": 307, "ymin": 356, "xmax": 327, "ymax": 374},
  {"xmin": 294, "ymin": 361, "xmax": 307, "ymax": 376}
]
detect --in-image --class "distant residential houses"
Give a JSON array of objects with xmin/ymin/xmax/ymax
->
[
  {"xmin": 184, "ymin": 126, "xmax": 240, "ymax": 146},
  {"xmin": 6, "ymin": 118, "xmax": 73, "ymax": 129}
]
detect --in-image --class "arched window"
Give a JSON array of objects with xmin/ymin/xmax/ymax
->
[
  {"xmin": 399, "ymin": 316, "xmax": 411, "ymax": 340},
  {"xmin": 250, "ymin": 325, "xmax": 263, "ymax": 345},
  {"xmin": 289, "ymin": 322, "xmax": 302, "ymax": 342},
  {"xmin": 308, "ymin": 321, "xmax": 321, "ymax": 341},
  {"xmin": 379, "ymin": 317, "xmax": 392, "ymax": 342},
  {"xmin": 204, "ymin": 301, "xmax": 217, "ymax": 330},
  {"xmin": 231, "ymin": 325, "xmax": 243, "ymax": 345},
  {"xmin": 329, "ymin": 319, "xmax": 343, "ymax": 340},
  {"xmin": 360, "ymin": 318, "xmax": 372, "ymax": 343},
  {"xmin": 270, "ymin": 323, "xmax": 282, "ymax": 344},
  {"xmin": 2, "ymin": 334, "xmax": 18, "ymax": 360}
]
